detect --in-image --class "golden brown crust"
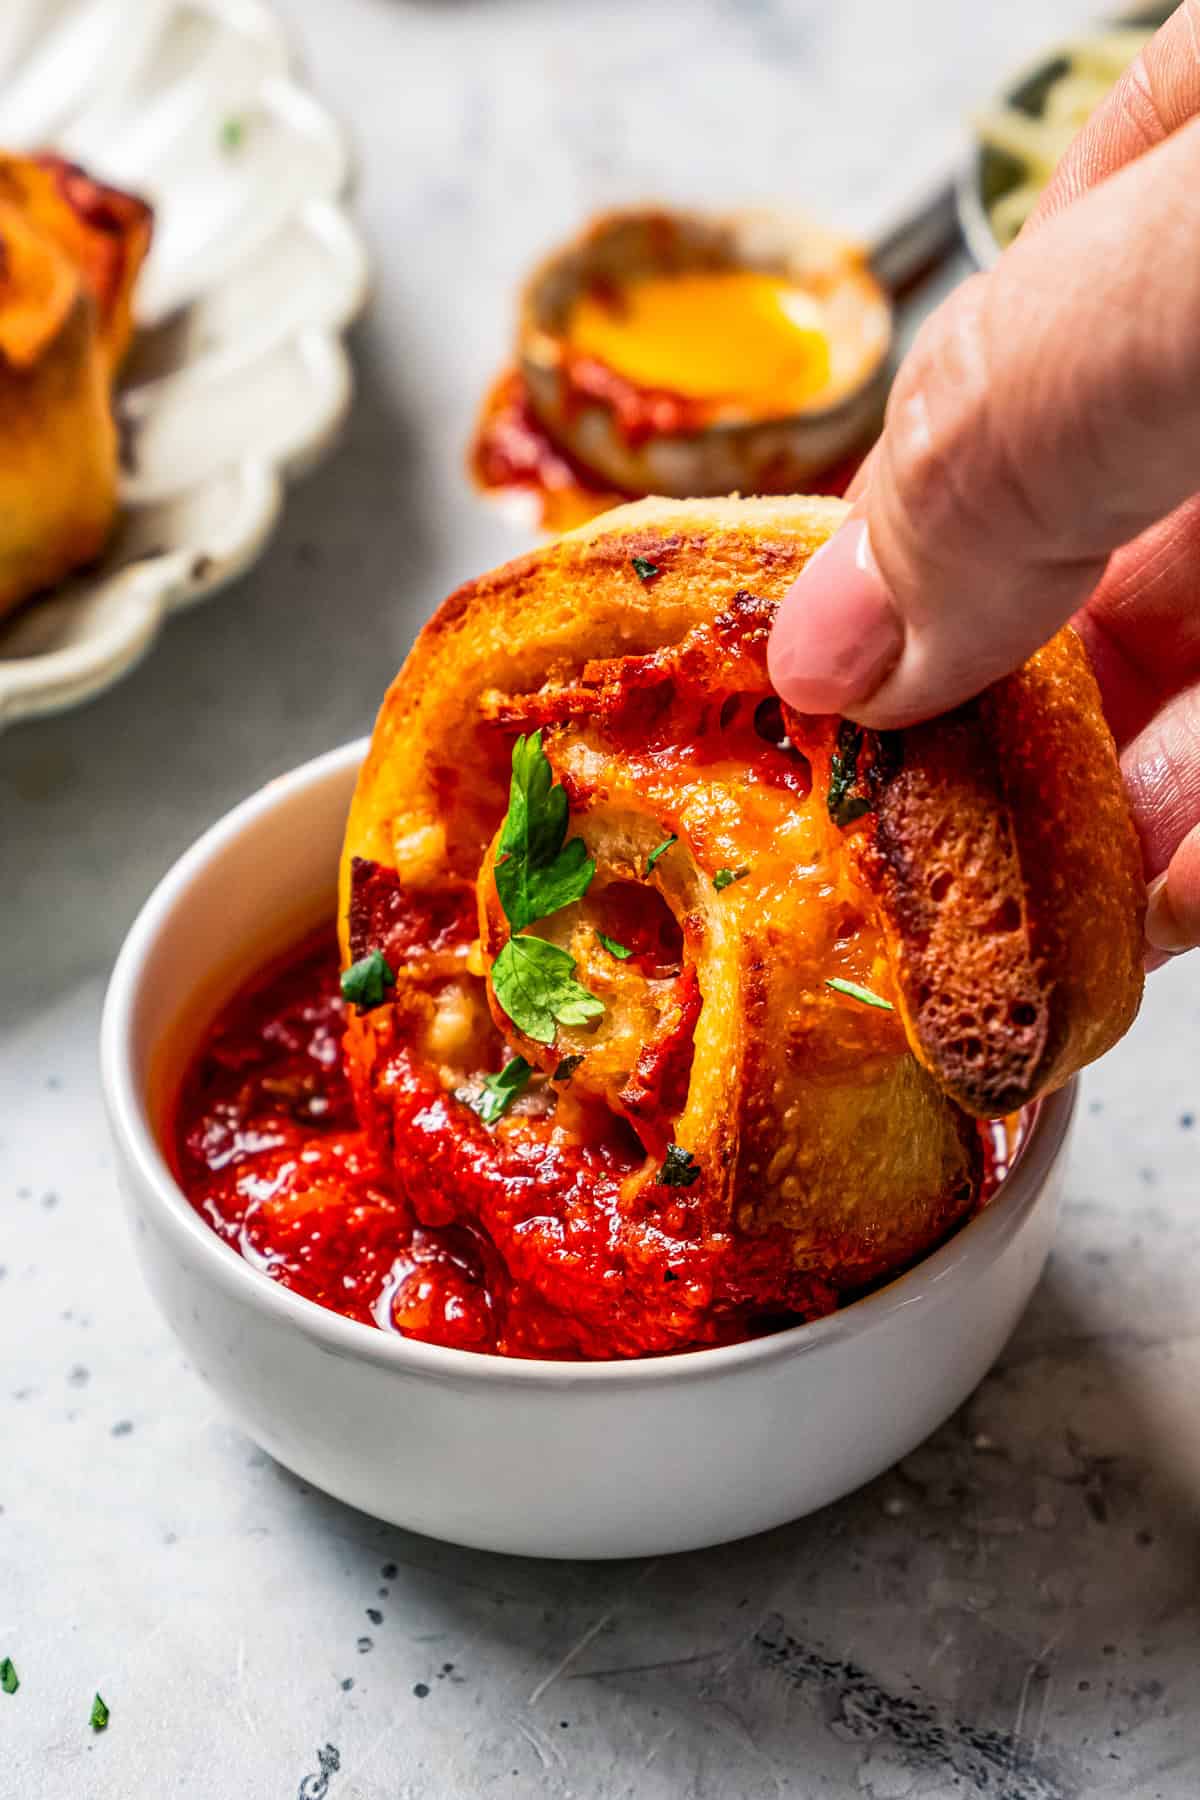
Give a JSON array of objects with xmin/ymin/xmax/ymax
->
[
  {"xmin": 342, "ymin": 497, "xmax": 848, "ymax": 919},
  {"xmin": 340, "ymin": 502, "xmax": 848, "ymax": 1190},
  {"xmin": 0, "ymin": 256, "xmax": 117, "ymax": 617},
  {"xmin": 0, "ymin": 154, "xmax": 151, "ymax": 618},
  {"xmin": 0, "ymin": 155, "xmax": 152, "ymax": 369},
  {"xmin": 344, "ymin": 496, "xmax": 983, "ymax": 1296},
  {"xmin": 852, "ymin": 629, "xmax": 1145, "ymax": 1115},
  {"xmin": 346, "ymin": 495, "xmax": 1144, "ymax": 1119},
  {"xmin": 341, "ymin": 494, "xmax": 1144, "ymax": 1323}
]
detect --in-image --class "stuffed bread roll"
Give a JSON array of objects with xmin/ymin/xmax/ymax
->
[
  {"xmin": 339, "ymin": 496, "xmax": 1144, "ymax": 1357},
  {"xmin": 0, "ymin": 153, "xmax": 151, "ymax": 618}
]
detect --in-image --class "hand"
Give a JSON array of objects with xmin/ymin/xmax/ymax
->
[{"xmin": 767, "ymin": 1, "xmax": 1200, "ymax": 961}]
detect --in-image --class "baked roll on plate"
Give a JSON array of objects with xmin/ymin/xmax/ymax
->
[
  {"xmin": 0, "ymin": 153, "xmax": 151, "ymax": 619},
  {"xmin": 340, "ymin": 496, "xmax": 1144, "ymax": 1358}
]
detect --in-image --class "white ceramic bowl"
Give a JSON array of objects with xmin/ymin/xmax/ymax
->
[{"xmin": 101, "ymin": 741, "xmax": 1073, "ymax": 1559}]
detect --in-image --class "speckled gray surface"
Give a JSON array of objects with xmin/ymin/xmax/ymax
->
[{"xmin": 3, "ymin": 2, "xmax": 1199, "ymax": 1795}]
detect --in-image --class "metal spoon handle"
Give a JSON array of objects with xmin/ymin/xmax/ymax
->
[
  {"xmin": 868, "ymin": 177, "xmax": 960, "ymax": 292},
  {"xmin": 843, "ymin": 129, "xmax": 966, "ymax": 292}
]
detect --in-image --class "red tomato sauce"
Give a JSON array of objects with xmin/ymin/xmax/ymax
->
[
  {"xmin": 171, "ymin": 929, "xmax": 840, "ymax": 1358},
  {"xmin": 171, "ymin": 931, "xmax": 502, "ymax": 1352},
  {"xmin": 469, "ymin": 367, "xmax": 631, "ymax": 534},
  {"xmin": 469, "ymin": 365, "xmax": 867, "ymax": 534},
  {"xmin": 171, "ymin": 929, "xmax": 1012, "ymax": 1360}
]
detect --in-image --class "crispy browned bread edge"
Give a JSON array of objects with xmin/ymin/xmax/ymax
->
[
  {"xmin": 345, "ymin": 497, "xmax": 1146, "ymax": 1121},
  {"xmin": 857, "ymin": 627, "xmax": 1145, "ymax": 1115}
]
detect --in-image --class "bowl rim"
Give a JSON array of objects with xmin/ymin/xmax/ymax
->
[{"xmin": 100, "ymin": 738, "xmax": 1074, "ymax": 1391}]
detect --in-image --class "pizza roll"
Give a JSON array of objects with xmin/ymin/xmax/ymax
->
[
  {"xmin": 340, "ymin": 496, "xmax": 1144, "ymax": 1355},
  {"xmin": 0, "ymin": 153, "xmax": 151, "ymax": 617}
]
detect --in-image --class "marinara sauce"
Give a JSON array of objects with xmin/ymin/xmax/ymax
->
[
  {"xmin": 171, "ymin": 933, "xmax": 801, "ymax": 1358},
  {"xmin": 172, "ymin": 930, "xmax": 511, "ymax": 1355},
  {"xmin": 171, "ymin": 929, "xmax": 1012, "ymax": 1361},
  {"xmin": 469, "ymin": 366, "xmax": 866, "ymax": 534}
]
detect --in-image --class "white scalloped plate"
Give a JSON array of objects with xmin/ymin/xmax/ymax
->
[{"xmin": 0, "ymin": 0, "xmax": 368, "ymax": 725}]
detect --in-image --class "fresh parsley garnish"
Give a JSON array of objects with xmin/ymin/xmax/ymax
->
[
  {"xmin": 465, "ymin": 1056, "xmax": 533, "ymax": 1126},
  {"xmin": 90, "ymin": 1693, "xmax": 109, "ymax": 1732},
  {"xmin": 489, "ymin": 736, "xmax": 606, "ymax": 1040},
  {"xmin": 554, "ymin": 1054, "xmax": 585, "ymax": 1082},
  {"xmin": 825, "ymin": 977, "xmax": 894, "ymax": 1011},
  {"xmin": 0, "ymin": 1659, "xmax": 17, "ymax": 1695},
  {"xmin": 597, "ymin": 933, "xmax": 631, "ymax": 959},
  {"xmin": 645, "ymin": 834, "xmax": 677, "ymax": 874},
  {"xmin": 657, "ymin": 1143, "xmax": 701, "ymax": 1187},
  {"xmin": 495, "ymin": 732, "xmax": 595, "ymax": 932},
  {"xmin": 219, "ymin": 116, "xmax": 245, "ymax": 153},
  {"xmin": 340, "ymin": 949, "xmax": 396, "ymax": 1014},
  {"xmin": 827, "ymin": 721, "xmax": 870, "ymax": 827},
  {"xmin": 630, "ymin": 556, "xmax": 660, "ymax": 583},
  {"xmin": 491, "ymin": 936, "xmax": 604, "ymax": 1045},
  {"xmin": 712, "ymin": 866, "xmax": 749, "ymax": 891}
]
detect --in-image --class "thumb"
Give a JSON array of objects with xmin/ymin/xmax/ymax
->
[{"xmin": 768, "ymin": 114, "xmax": 1200, "ymax": 728}]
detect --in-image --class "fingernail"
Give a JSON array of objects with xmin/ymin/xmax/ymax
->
[
  {"xmin": 768, "ymin": 518, "xmax": 903, "ymax": 714},
  {"xmin": 1145, "ymin": 870, "xmax": 1195, "ymax": 955}
]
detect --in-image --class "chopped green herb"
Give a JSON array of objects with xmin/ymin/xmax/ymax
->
[
  {"xmin": 645, "ymin": 833, "xmax": 677, "ymax": 875},
  {"xmin": 827, "ymin": 721, "xmax": 870, "ymax": 828},
  {"xmin": 712, "ymin": 866, "xmax": 749, "ymax": 891},
  {"xmin": 495, "ymin": 731, "xmax": 595, "ymax": 932},
  {"xmin": 630, "ymin": 556, "xmax": 660, "ymax": 583},
  {"xmin": 831, "ymin": 794, "xmax": 869, "ymax": 827},
  {"xmin": 219, "ymin": 116, "xmax": 245, "ymax": 153},
  {"xmin": 90, "ymin": 1693, "xmax": 109, "ymax": 1732},
  {"xmin": 465, "ymin": 1056, "xmax": 533, "ymax": 1126},
  {"xmin": 491, "ymin": 935, "xmax": 604, "ymax": 1045},
  {"xmin": 825, "ymin": 976, "xmax": 894, "ymax": 1011},
  {"xmin": 657, "ymin": 1143, "xmax": 701, "ymax": 1187},
  {"xmin": 340, "ymin": 949, "xmax": 396, "ymax": 1014},
  {"xmin": 597, "ymin": 933, "xmax": 631, "ymax": 959},
  {"xmin": 0, "ymin": 1659, "xmax": 18, "ymax": 1696}
]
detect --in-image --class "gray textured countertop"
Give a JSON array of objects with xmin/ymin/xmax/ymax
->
[{"xmin": 4, "ymin": 2, "xmax": 1199, "ymax": 1795}]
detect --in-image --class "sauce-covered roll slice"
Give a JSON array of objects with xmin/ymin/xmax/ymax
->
[
  {"xmin": 0, "ymin": 153, "xmax": 151, "ymax": 617},
  {"xmin": 340, "ymin": 496, "xmax": 1143, "ymax": 1356}
]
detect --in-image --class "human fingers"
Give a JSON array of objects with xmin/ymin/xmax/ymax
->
[{"xmin": 768, "ymin": 118, "xmax": 1200, "ymax": 727}]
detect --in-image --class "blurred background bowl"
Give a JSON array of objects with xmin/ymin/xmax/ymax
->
[
  {"xmin": 519, "ymin": 206, "xmax": 894, "ymax": 499},
  {"xmin": 956, "ymin": 3, "xmax": 1174, "ymax": 270}
]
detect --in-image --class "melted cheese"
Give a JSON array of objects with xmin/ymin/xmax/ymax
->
[{"xmin": 567, "ymin": 270, "xmax": 833, "ymax": 411}]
